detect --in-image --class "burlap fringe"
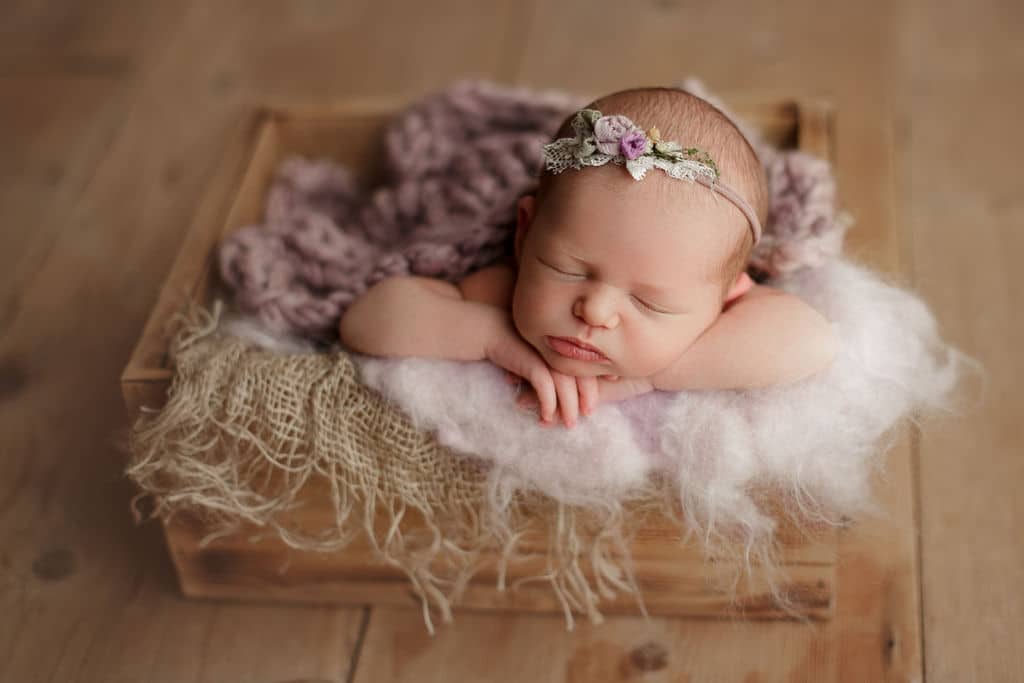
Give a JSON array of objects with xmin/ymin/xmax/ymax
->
[{"xmin": 126, "ymin": 303, "xmax": 807, "ymax": 633}]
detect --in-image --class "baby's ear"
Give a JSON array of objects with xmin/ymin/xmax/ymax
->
[
  {"xmin": 514, "ymin": 194, "xmax": 536, "ymax": 265},
  {"xmin": 723, "ymin": 271, "xmax": 754, "ymax": 304}
]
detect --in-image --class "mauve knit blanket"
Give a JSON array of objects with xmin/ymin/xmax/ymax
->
[{"xmin": 218, "ymin": 79, "xmax": 850, "ymax": 340}]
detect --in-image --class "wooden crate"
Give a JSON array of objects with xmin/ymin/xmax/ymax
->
[{"xmin": 120, "ymin": 95, "xmax": 839, "ymax": 621}]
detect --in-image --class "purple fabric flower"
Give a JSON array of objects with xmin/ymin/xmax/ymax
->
[
  {"xmin": 619, "ymin": 130, "xmax": 649, "ymax": 160},
  {"xmin": 593, "ymin": 115, "xmax": 636, "ymax": 155}
]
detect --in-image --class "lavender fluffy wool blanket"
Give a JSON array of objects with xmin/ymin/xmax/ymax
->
[{"xmin": 217, "ymin": 80, "xmax": 977, "ymax": 556}]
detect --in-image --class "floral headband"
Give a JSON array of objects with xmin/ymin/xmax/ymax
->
[{"xmin": 541, "ymin": 109, "xmax": 762, "ymax": 245}]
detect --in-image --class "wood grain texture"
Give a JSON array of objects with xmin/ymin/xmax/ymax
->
[
  {"xmin": 0, "ymin": 2, "xmax": 369, "ymax": 680},
  {"xmin": 897, "ymin": 1, "xmax": 1024, "ymax": 681},
  {"xmin": 163, "ymin": 507, "xmax": 836, "ymax": 622},
  {"xmin": 2, "ymin": 0, "xmax": 1019, "ymax": 680}
]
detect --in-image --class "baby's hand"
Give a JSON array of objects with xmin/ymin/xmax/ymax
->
[
  {"xmin": 505, "ymin": 370, "xmax": 611, "ymax": 428},
  {"xmin": 486, "ymin": 323, "xmax": 568, "ymax": 426}
]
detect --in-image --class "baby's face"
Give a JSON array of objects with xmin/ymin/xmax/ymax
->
[{"xmin": 512, "ymin": 167, "xmax": 741, "ymax": 379}]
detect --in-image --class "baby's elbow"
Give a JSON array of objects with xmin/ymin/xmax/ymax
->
[
  {"xmin": 338, "ymin": 307, "xmax": 363, "ymax": 350},
  {"xmin": 338, "ymin": 300, "xmax": 371, "ymax": 352},
  {"xmin": 338, "ymin": 278, "xmax": 405, "ymax": 353}
]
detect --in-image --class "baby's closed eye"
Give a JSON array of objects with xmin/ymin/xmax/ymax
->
[
  {"xmin": 537, "ymin": 257, "xmax": 584, "ymax": 279},
  {"xmin": 630, "ymin": 295, "xmax": 676, "ymax": 315},
  {"xmin": 536, "ymin": 257, "xmax": 680, "ymax": 315}
]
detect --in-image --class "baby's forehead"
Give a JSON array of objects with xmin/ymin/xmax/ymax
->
[
  {"xmin": 545, "ymin": 163, "xmax": 732, "ymax": 219},
  {"xmin": 539, "ymin": 172, "xmax": 738, "ymax": 267}
]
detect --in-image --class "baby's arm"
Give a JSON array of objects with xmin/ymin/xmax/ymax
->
[
  {"xmin": 340, "ymin": 268, "xmax": 577, "ymax": 425},
  {"xmin": 339, "ymin": 276, "xmax": 504, "ymax": 361},
  {"xmin": 650, "ymin": 284, "xmax": 840, "ymax": 391}
]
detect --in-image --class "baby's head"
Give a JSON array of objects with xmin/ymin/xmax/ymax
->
[{"xmin": 511, "ymin": 86, "xmax": 768, "ymax": 379}]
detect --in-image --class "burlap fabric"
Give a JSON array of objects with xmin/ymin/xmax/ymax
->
[{"xmin": 127, "ymin": 303, "xmax": 800, "ymax": 633}]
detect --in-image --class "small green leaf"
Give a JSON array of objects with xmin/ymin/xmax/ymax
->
[{"xmin": 578, "ymin": 109, "xmax": 602, "ymax": 128}]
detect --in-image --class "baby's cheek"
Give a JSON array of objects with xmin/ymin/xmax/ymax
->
[
  {"xmin": 635, "ymin": 343, "xmax": 678, "ymax": 377},
  {"xmin": 639, "ymin": 323, "xmax": 700, "ymax": 374},
  {"xmin": 510, "ymin": 281, "xmax": 539, "ymax": 338},
  {"xmin": 512, "ymin": 271, "xmax": 546, "ymax": 311}
]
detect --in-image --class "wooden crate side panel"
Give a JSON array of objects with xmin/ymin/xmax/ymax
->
[
  {"xmin": 796, "ymin": 98, "xmax": 836, "ymax": 162},
  {"xmin": 120, "ymin": 110, "xmax": 276, "ymax": 415},
  {"xmin": 166, "ymin": 513, "xmax": 834, "ymax": 621},
  {"xmin": 161, "ymin": 472, "xmax": 837, "ymax": 619},
  {"xmin": 120, "ymin": 103, "xmax": 402, "ymax": 415},
  {"xmin": 192, "ymin": 113, "xmax": 286, "ymax": 305}
]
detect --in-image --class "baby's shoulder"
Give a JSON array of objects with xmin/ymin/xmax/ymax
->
[
  {"xmin": 458, "ymin": 261, "xmax": 516, "ymax": 309},
  {"xmin": 722, "ymin": 281, "xmax": 782, "ymax": 313},
  {"xmin": 741, "ymin": 282, "xmax": 782, "ymax": 299}
]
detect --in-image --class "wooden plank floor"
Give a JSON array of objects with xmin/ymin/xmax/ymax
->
[{"xmin": 1, "ymin": 1, "xmax": 1019, "ymax": 681}]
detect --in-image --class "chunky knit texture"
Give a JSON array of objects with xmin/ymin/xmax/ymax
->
[{"xmin": 218, "ymin": 79, "xmax": 851, "ymax": 340}]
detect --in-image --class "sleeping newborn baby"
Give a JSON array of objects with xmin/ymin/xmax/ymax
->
[{"xmin": 340, "ymin": 86, "xmax": 839, "ymax": 428}]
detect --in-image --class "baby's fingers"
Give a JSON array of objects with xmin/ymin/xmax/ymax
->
[
  {"xmin": 551, "ymin": 371, "xmax": 579, "ymax": 428},
  {"xmin": 577, "ymin": 376, "xmax": 599, "ymax": 416},
  {"xmin": 527, "ymin": 368, "xmax": 557, "ymax": 425}
]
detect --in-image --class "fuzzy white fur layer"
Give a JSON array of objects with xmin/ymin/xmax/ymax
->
[{"xmin": 351, "ymin": 257, "xmax": 977, "ymax": 539}]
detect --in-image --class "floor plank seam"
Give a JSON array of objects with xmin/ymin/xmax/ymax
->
[
  {"xmin": 344, "ymin": 606, "xmax": 372, "ymax": 683},
  {"xmin": 911, "ymin": 422, "xmax": 927, "ymax": 683}
]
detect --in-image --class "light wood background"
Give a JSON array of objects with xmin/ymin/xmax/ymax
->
[{"xmin": 0, "ymin": 1, "xmax": 1019, "ymax": 681}]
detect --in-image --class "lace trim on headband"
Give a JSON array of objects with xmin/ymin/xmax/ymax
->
[
  {"xmin": 540, "ymin": 108, "xmax": 762, "ymax": 244},
  {"xmin": 544, "ymin": 139, "xmax": 719, "ymax": 183}
]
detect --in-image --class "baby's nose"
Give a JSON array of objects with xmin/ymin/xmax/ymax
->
[{"xmin": 574, "ymin": 291, "xmax": 620, "ymax": 328}]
